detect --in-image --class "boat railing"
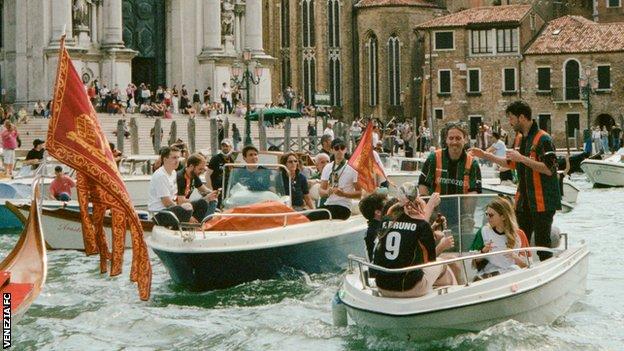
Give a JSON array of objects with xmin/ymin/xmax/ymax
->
[{"xmin": 348, "ymin": 233, "xmax": 569, "ymax": 290}]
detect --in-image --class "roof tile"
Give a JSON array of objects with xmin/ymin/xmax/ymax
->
[
  {"xmin": 416, "ymin": 5, "xmax": 532, "ymax": 28},
  {"xmin": 525, "ymin": 16, "xmax": 624, "ymax": 54},
  {"xmin": 356, "ymin": 0, "xmax": 440, "ymax": 8}
]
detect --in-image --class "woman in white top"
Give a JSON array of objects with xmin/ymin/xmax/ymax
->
[{"xmin": 470, "ymin": 196, "xmax": 529, "ymax": 277}]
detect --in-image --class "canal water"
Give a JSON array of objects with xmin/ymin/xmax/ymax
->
[{"xmin": 6, "ymin": 175, "xmax": 624, "ymax": 350}]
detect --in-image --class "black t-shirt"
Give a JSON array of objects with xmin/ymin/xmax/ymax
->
[
  {"xmin": 282, "ymin": 171, "xmax": 309, "ymax": 207},
  {"xmin": 208, "ymin": 153, "xmax": 233, "ymax": 189},
  {"xmin": 373, "ymin": 214, "xmax": 436, "ymax": 291},
  {"xmin": 26, "ymin": 148, "xmax": 45, "ymax": 169},
  {"xmin": 176, "ymin": 169, "xmax": 203, "ymax": 198}
]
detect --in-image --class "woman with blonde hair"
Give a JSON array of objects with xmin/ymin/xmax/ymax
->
[{"xmin": 470, "ymin": 196, "xmax": 529, "ymax": 277}]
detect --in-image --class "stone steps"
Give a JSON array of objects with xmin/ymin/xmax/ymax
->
[{"xmin": 14, "ymin": 113, "xmax": 328, "ymax": 155}]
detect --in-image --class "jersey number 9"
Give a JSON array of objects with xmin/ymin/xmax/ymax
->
[{"xmin": 384, "ymin": 231, "xmax": 401, "ymax": 260}]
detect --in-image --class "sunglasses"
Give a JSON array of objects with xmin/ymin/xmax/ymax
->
[{"xmin": 333, "ymin": 145, "xmax": 347, "ymax": 151}]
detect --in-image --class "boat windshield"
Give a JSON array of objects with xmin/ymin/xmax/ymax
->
[
  {"xmin": 425, "ymin": 194, "xmax": 503, "ymax": 254},
  {"xmin": 223, "ymin": 164, "xmax": 290, "ymax": 209}
]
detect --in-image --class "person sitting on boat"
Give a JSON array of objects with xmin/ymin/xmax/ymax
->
[
  {"xmin": 175, "ymin": 153, "xmax": 219, "ymax": 222},
  {"xmin": 23, "ymin": 138, "xmax": 45, "ymax": 170},
  {"xmin": 306, "ymin": 153, "xmax": 331, "ymax": 208},
  {"xmin": 149, "ymin": 146, "xmax": 201, "ymax": 227},
  {"xmin": 280, "ymin": 152, "xmax": 314, "ymax": 211},
  {"xmin": 373, "ymin": 187, "xmax": 457, "ymax": 298},
  {"xmin": 470, "ymin": 196, "xmax": 529, "ymax": 278},
  {"xmin": 359, "ymin": 192, "xmax": 387, "ymax": 261},
  {"xmin": 49, "ymin": 165, "xmax": 76, "ymax": 201},
  {"xmin": 234, "ymin": 145, "xmax": 271, "ymax": 192},
  {"xmin": 308, "ymin": 138, "xmax": 361, "ymax": 221}
]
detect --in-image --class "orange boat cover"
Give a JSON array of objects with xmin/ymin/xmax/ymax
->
[{"xmin": 203, "ymin": 201, "xmax": 310, "ymax": 231}]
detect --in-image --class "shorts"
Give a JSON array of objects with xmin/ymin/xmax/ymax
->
[
  {"xmin": 378, "ymin": 265, "xmax": 456, "ymax": 298},
  {"xmin": 2, "ymin": 149, "xmax": 15, "ymax": 164}
]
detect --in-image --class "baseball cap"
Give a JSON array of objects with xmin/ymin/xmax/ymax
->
[
  {"xmin": 331, "ymin": 138, "xmax": 345, "ymax": 148},
  {"xmin": 33, "ymin": 139, "xmax": 45, "ymax": 147},
  {"xmin": 221, "ymin": 139, "xmax": 232, "ymax": 147}
]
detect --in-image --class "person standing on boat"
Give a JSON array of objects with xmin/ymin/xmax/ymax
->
[
  {"xmin": 149, "ymin": 146, "xmax": 196, "ymax": 227},
  {"xmin": 418, "ymin": 124, "xmax": 482, "ymax": 196},
  {"xmin": 207, "ymin": 140, "xmax": 234, "ymax": 192},
  {"xmin": 280, "ymin": 153, "xmax": 314, "ymax": 211},
  {"xmin": 308, "ymin": 138, "xmax": 361, "ymax": 221},
  {"xmin": 175, "ymin": 153, "xmax": 219, "ymax": 222},
  {"xmin": 470, "ymin": 101, "xmax": 561, "ymax": 261},
  {"xmin": 234, "ymin": 145, "xmax": 271, "ymax": 192},
  {"xmin": 373, "ymin": 189, "xmax": 457, "ymax": 298},
  {"xmin": 49, "ymin": 166, "xmax": 76, "ymax": 201}
]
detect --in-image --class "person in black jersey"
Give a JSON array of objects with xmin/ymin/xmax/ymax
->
[{"xmin": 373, "ymin": 187, "xmax": 457, "ymax": 298}]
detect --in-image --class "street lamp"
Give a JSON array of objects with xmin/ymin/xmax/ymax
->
[
  {"xmin": 579, "ymin": 65, "xmax": 598, "ymax": 152},
  {"xmin": 231, "ymin": 49, "xmax": 262, "ymax": 146}
]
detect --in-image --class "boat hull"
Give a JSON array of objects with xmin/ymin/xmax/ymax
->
[
  {"xmin": 148, "ymin": 217, "xmax": 367, "ymax": 291},
  {"xmin": 339, "ymin": 244, "xmax": 588, "ymax": 340},
  {"xmin": 581, "ymin": 159, "xmax": 624, "ymax": 187}
]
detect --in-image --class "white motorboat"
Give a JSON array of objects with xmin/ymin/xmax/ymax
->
[
  {"xmin": 580, "ymin": 149, "xmax": 624, "ymax": 187},
  {"xmin": 562, "ymin": 177, "xmax": 580, "ymax": 204},
  {"xmin": 8, "ymin": 202, "xmax": 152, "ymax": 250},
  {"xmin": 333, "ymin": 237, "xmax": 588, "ymax": 340},
  {"xmin": 147, "ymin": 163, "xmax": 368, "ymax": 291}
]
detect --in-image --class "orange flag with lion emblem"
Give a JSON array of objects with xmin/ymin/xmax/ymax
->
[{"xmin": 46, "ymin": 36, "xmax": 151, "ymax": 300}]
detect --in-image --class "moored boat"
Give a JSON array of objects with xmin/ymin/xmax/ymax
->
[
  {"xmin": 580, "ymin": 149, "xmax": 624, "ymax": 187},
  {"xmin": 0, "ymin": 184, "xmax": 47, "ymax": 322},
  {"xmin": 8, "ymin": 202, "xmax": 153, "ymax": 250}
]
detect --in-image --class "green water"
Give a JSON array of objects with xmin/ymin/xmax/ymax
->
[{"xmin": 5, "ymin": 177, "xmax": 624, "ymax": 350}]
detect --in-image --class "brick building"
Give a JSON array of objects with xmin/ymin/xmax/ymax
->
[
  {"xmin": 524, "ymin": 15, "xmax": 624, "ymax": 145},
  {"xmin": 415, "ymin": 5, "xmax": 546, "ymax": 141}
]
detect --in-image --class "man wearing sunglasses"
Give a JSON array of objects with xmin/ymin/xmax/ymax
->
[{"xmin": 308, "ymin": 138, "xmax": 361, "ymax": 220}]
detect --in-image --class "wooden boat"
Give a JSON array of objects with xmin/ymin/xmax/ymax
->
[
  {"xmin": 0, "ymin": 191, "xmax": 47, "ymax": 322},
  {"xmin": 9, "ymin": 203, "xmax": 153, "ymax": 251}
]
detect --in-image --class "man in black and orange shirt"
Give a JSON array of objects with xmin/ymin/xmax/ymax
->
[
  {"xmin": 470, "ymin": 101, "xmax": 561, "ymax": 261},
  {"xmin": 175, "ymin": 153, "xmax": 218, "ymax": 222}
]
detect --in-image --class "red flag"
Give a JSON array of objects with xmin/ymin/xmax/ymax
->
[
  {"xmin": 348, "ymin": 122, "xmax": 386, "ymax": 193},
  {"xmin": 46, "ymin": 37, "xmax": 152, "ymax": 300}
]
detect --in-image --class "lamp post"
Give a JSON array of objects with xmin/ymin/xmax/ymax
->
[
  {"xmin": 580, "ymin": 65, "xmax": 598, "ymax": 153},
  {"xmin": 231, "ymin": 49, "xmax": 262, "ymax": 146}
]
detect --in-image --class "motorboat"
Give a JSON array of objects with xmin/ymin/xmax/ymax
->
[
  {"xmin": 8, "ymin": 202, "xmax": 153, "ymax": 250},
  {"xmin": 332, "ymin": 193, "xmax": 588, "ymax": 340},
  {"xmin": 580, "ymin": 148, "xmax": 624, "ymax": 187},
  {"xmin": 0, "ymin": 180, "xmax": 47, "ymax": 323},
  {"xmin": 147, "ymin": 163, "xmax": 367, "ymax": 291}
]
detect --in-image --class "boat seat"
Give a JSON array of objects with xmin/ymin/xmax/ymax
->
[{"xmin": 1, "ymin": 282, "xmax": 34, "ymax": 312}]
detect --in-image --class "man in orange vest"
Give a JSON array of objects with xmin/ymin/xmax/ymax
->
[
  {"xmin": 418, "ymin": 124, "xmax": 482, "ymax": 196},
  {"xmin": 470, "ymin": 101, "xmax": 561, "ymax": 261}
]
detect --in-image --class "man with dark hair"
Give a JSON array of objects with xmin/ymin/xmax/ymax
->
[
  {"xmin": 232, "ymin": 145, "xmax": 271, "ymax": 191},
  {"xmin": 149, "ymin": 146, "xmax": 196, "ymax": 227},
  {"xmin": 419, "ymin": 123, "xmax": 482, "ymax": 196},
  {"xmin": 470, "ymin": 100, "xmax": 561, "ymax": 261},
  {"xmin": 319, "ymin": 134, "xmax": 333, "ymax": 157},
  {"xmin": 175, "ymin": 153, "xmax": 218, "ymax": 222},
  {"xmin": 359, "ymin": 192, "xmax": 387, "ymax": 261},
  {"xmin": 23, "ymin": 139, "xmax": 45, "ymax": 170},
  {"xmin": 49, "ymin": 165, "xmax": 75, "ymax": 201},
  {"xmin": 207, "ymin": 139, "xmax": 234, "ymax": 191}
]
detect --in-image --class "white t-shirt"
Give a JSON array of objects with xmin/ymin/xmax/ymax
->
[
  {"xmin": 480, "ymin": 225, "xmax": 521, "ymax": 274},
  {"xmin": 321, "ymin": 161, "xmax": 358, "ymax": 209},
  {"xmin": 148, "ymin": 167, "xmax": 177, "ymax": 212},
  {"xmin": 491, "ymin": 140, "xmax": 506, "ymax": 158}
]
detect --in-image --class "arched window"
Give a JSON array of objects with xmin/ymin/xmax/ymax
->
[
  {"xmin": 302, "ymin": 0, "xmax": 315, "ymax": 48},
  {"xmin": 281, "ymin": 57, "xmax": 291, "ymax": 92},
  {"xmin": 368, "ymin": 35, "xmax": 378, "ymax": 106},
  {"xmin": 564, "ymin": 59, "xmax": 580, "ymax": 101},
  {"xmin": 303, "ymin": 57, "xmax": 316, "ymax": 105},
  {"xmin": 329, "ymin": 55, "xmax": 341, "ymax": 106},
  {"xmin": 281, "ymin": 0, "xmax": 289, "ymax": 48},
  {"xmin": 327, "ymin": 0, "xmax": 340, "ymax": 48},
  {"xmin": 388, "ymin": 35, "xmax": 401, "ymax": 106}
]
